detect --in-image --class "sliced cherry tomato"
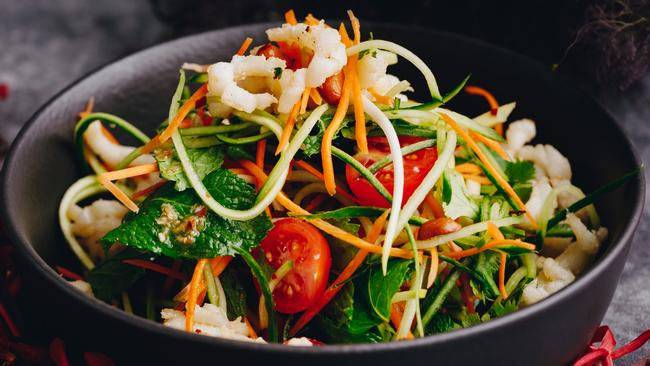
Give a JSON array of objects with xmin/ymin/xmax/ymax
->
[
  {"xmin": 256, "ymin": 43, "xmax": 286, "ymax": 61},
  {"xmin": 345, "ymin": 136, "xmax": 438, "ymax": 208},
  {"xmin": 259, "ymin": 218, "xmax": 331, "ymax": 314},
  {"xmin": 318, "ymin": 72, "xmax": 344, "ymax": 104}
]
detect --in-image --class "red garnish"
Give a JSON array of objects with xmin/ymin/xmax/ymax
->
[
  {"xmin": 161, "ymin": 260, "xmax": 183, "ymax": 297},
  {"xmin": 83, "ymin": 352, "xmax": 115, "ymax": 366},
  {"xmin": 132, "ymin": 181, "xmax": 166, "ymax": 200},
  {"xmin": 49, "ymin": 338, "xmax": 69, "ymax": 366},
  {"xmin": 0, "ymin": 302, "xmax": 20, "ymax": 337},
  {"xmin": 0, "ymin": 83, "xmax": 8, "ymax": 101},
  {"xmin": 122, "ymin": 260, "xmax": 186, "ymax": 281},
  {"xmin": 55, "ymin": 266, "xmax": 83, "ymax": 281},
  {"xmin": 574, "ymin": 326, "xmax": 650, "ymax": 366}
]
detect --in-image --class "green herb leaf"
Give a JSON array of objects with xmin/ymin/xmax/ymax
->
[
  {"xmin": 425, "ymin": 313, "xmax": 460, "ymax": 334},
  {"xmin": 367, "ymin": 260, "xmax": 413, "ymax": 322},
  {"xmin": 505, "ymin": 160, "xmax": 535, "ymax": 185},
  {"xmin": 87, "ymin": 249, "xmax": 152, "ymax": 301},
  {"xmin": 219, "ymin": 266, "xmax": 248, "ymax": 320},
  {"xmin": 155, "ymin": 146, "xmax": 225, "ymax": 191},
  {"xmin": 226, "ymin": 145, "xmax": 255, "ymax": 162},
  {"xmin": 442, "ymin": 168, "xmax": 479, "ymax": 220},
  {"xmin": 102, "ymin": 169, "xmax": 272, "ymax": 259},
  {"xmin": 291, "ymin": 206, "xmax": 427, "ymax": 226}
]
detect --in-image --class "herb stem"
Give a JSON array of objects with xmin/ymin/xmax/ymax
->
[{"xmin": 204, "ymin": 263, "xmax": 220, "ymax": 306}]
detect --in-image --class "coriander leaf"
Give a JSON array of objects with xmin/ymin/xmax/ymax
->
[
  {"xmin": 102, "ymin": 169, "xmax": 272, "ymax": 259},
  {"xmin": 367, "ymin": 259, "xmax": 413, "ymax": 322},
  {"xmin": 226, "ymin": 145, "xmax": 255, "ymax": 161},
  {"xmin": 219, "ymin": 266, "xmax": 247, "ymax": 320},
  {"xmin": 442, "ymin": 168, "xmax": 479, "ymax": 220},
  {"xmin": 299, "ymin": 115, "xmax": 352, "ymax": 159},
  {"xmin": 471, "ymin": 251, "xmax": 501, "ymax": 301},
  {"xmin": 505, "ymin": 160, "xmax": 535, "ymax": 185},
  {"xmin": 425, "ymin": 313, "xmax": 460, "ymax": 334},
  {"xmin": 155, "ymin": 146, "xmax": 225, "ymax": 191},
  {"xmin": 512, "ymin": 182, "xmax": 533, "ymax": 202},
  {"xmin": 490, "ymin": 298, "xmax": 519, "ymax": 318},
  {"xmin": 87, "ymin": 249, "xmax": 152, "ymax": 301}
]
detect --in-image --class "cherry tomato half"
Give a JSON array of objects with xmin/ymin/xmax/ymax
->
[
  {"xmin": 256, "ymin": 42, "xmax": 303, "ymax": 71},
  {"xmin": 345, "ymin": 136, "xmax": 438, "ymax": 208},
  {"xmin": 259, "ymin": 218, "xmax": 331, "ymax": 314}
]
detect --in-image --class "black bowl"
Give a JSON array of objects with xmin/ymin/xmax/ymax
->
[{"xmin": 1, "ymin": 23, "xmax": 644, "ymax": 365}]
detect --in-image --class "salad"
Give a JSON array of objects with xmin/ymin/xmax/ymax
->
[{"xmin": 57, "ymin": 10, "xmax": 638, "ymax": 345}]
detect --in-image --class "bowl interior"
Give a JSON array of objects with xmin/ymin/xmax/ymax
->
[{"xmin": 1, "ymin": 22, "xmax": 643, "ymax": 354}]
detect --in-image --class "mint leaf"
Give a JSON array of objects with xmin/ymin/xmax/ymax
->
[
  {"xmin": 226, "ymin": 145, "xmax": 255, "ymax": 162},
  {"xmin": 102, "ymin": 169, "xmax": 272, "ymax": 259},
  {"xmin": 155, "ymin": 146, "xmax": 225, "ymax": 191},
  {"xmin": 505, "ymin": 160, "xmax": 535, "ymax": 185},
  {"xmin": 442, "ymin": 168, "xmax": 479, "ymax": 220},
  {"xmin": 87, "ymin": 249, "xmax": 153, "ymax": 301},
  {"xmin": 367, "ymin": 259, "xmax": 412, "ymax": 322},
  {"xmin": 219, "ymin": 266, "xmax": 248, "ymax": 320}
]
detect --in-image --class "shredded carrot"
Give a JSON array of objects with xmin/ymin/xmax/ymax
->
[
  {"xmin": 338, "ymin": 23, "xmax": 352, "ymax": 47},
  {"xmin": 444, "ymin": 239, "xmax": 536, "ymax": 260},
  {"xmin": 305, "ymin": 13, "xmax": 320, "ymax": 26},
  {"xmin": 349, "ymin": 57, "xmax": 368, "ymax": 153},
  {"xmin": 368, "ymin": 87, "xmax": 393, "ymax": 106},
  {"xmin": 284, "ymin": 9, "xmax": 298, "ymax": 25},
  {"xmin": 321, "ymin": 66, "xmax": 352, "ymax": 195},
  {"xmin": 470, "ymin": 132, "xmax": 510, "ymax": 161},
  {"xmin": 123, "ymin": 259, "xmax": 186, "ymax": 280},
  {"xmin": 236, "ymin": 37, "xmax": 253, "ymax": 56},
  {"xmin": 455, "ymin": 162, "xmax": 482, "ymax": 175},
  {"xmin": 427, "ymin": 247, "xmax": 439, "ymax": 288},
  {"xmin": 347, "ymin": 10, "xmax": 361, "ymax": 44},
  {"xmin": 439, "ymin": 113, "xmax": 538, "ymax": 229},
  {"xmin": 498, "ymin": 251, "xmax": 508, "ymax": 299},
  {"xmin": 255, "ymin": 139, "xmax": 267, "ymax": 187},
  {"xmin": 240, "ymin": 160, "xmax": 412, "ymax": 258},
  {"xmin": 390, "ymin": 303, "xmax": 414, "ymax": 339},
  {"xmin": 305, "ymin": 193, "xmax": 328, "ymax": 212},
  {"xmin": 185, "ymin": 259, "xmax": 207, "ymax": 332},
  {"xmin": 78, "ymin": 97, "xmax": 95, "ymax": 119},
  {"xmin": 464, "ymin": 85, "xmax": 502, "ymax": 134},
  {"xmin": 228, "ymin": 168, "xmax": 250, "ymax": 175},
  {"xmin": 98, "ymin": 178, "xmax": 139, "ymax": 212},
  {"xmin": 275, "ymin": 99, "xmax": 301, "ymax": 155},
  {"xmin": 55, "ymin": 266, "xmax": 83, "ymax": 281},
  {"xmin": 463, "ymin": 174, "xmax": 493, "ymax": 185},
  {"xmin": 175, "ymin": 256, "xmax": 232, "ymax": 303},
  {"xmin": 299, "ymin": 87, "xmax": 311, "ymax": 114},
  {"xmin": 309, "ymin": 88, "xmax": 323, "ymax": 105},
  {"xmin": 424, "ymin": 194, "xmax": 445, "ymax": 219},
  {"xmin": 99, "ymin": 163, "xmax": 159, "ymax": 181},
  {"xmin": 155, "ymin": 84, "xmax": 209, "ymax": 147},
  {"xmin": 449, "ymin": 241, "xmax": 463, "ymax": 252},
  {"xmin": 487, "ymin": 222, "xmax": 505, "ymax": 241},
  {"xmin": 290, "ymin": 209, "xmax": 390, "ymax": 336},
  {"xmin": 245, "ymin": 318, "xmax": 258, "ymax": 339},
  {"xmin": 132, "ymin": 181, "xmax": 166, "ymax": 200}
]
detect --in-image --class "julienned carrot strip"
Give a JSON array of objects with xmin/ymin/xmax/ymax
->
[
  {"xmin": 122, "ymin": 259, "xmax": 185, "ymax": 280},
  {"xmin": 322, "ymin": 65, "xmax": 351, "ymax": 195},
  {"xmin": 427, "ymin": 247, "xmax": 439, "ymax": 289},
  {"xmin": 236, "ymin": 37, "xmax": 253, "ymax": 56},
  {"xmin": 498, "ymin": 251, "xmax": 508, "ymax": 299},
  {"xmin": 338, "ymin": 23, "xmax": 352, "ymax": 47},
  {"xmin": 156, "ymin": 84, "xmax": 209, "ymax": 146},
  {"xmin": 444, "ymin": 239, "xmax": 536, "ymax": 260},
  {"xmin": 245, "ymin": 318, "xmax": 258, "ymax": 339},
  {"xmin": 305, "ymin": 194, "xmax": 328, "ymax": 212},
  {"xmin": 255, "ymin": 139, "xmax": 267, "ymax": 188},
  {"xmin": 390, "ymin": 303, "xmax": 414, "ymax": 339},
  {"xmin": 284, "ymin": 9, "xmax": 298, "ymax": 25},
  {"xmin": 175, "ymin": 256, "xmax": 232, "ymax": 303},
  {"xmin": 305, "ymin": 13, "xmax": 320, "ymax": 26},
  {"xmin": 424, "ymin": 194, "xmax": 445, "ymax": 219},
  {"xmin": 464, "ymin": 86, "xmax": 498, "ymax": 115},
  {"xmin": 275, "ymin": 99, "xmax": 301, "ymax": 155},
  {"xmin": 98, "ymin": 177, "xmax": 139, "ymax": 212},
  {"xmin": 487, "ymin": 222, "xmax": 505, "ymax": 241},
  {"xmin": 299, "ymin": 87, "xmax": 312, "ymax": 114},
  {"xmin": 293, "ymin": 160, "xmax": 359, "ymax": 204},
  {"xmin": 310, "ymin": 87, "xmax": 323, "ymax": 105},
  {"xmin": 347, "ymin": 10, "xmax": 361, "ymax": 44},
  {"xmin": 132, "ymin": 181, "xmax": 166, "ymax": 200},
  {"xmin": 55, "ymin": 266, "xmax": 83, "ymax": 281},
  {"xmin": 78, "ymin": 97, "xmax": 95, "ymax": 119},
  {"xmin": 470, "ymin": 132, "xmax": 510, "ymax": 161},
  {"xmin": 455, "ymin": 162, "xmax": 482, "ymax": 174},
  {"xmin": 439, "ymin": 113, "xmax": 538, "ymax": 229},
  {"xmin": 290, "ymin": 209, "xmax": 390, "ymax": 336},
  {"xmin": 368, "ymin": 87, "xmax": 393, "ymax": 106},
  {"xmin": 463, "ymin": 174, "xmax": 492, "ymax": 185},
  {"xmin": 349, "ymin": 56, "xmax": 368, "ymax": 153},
  {"xmin": 99, "ymin": 164, "xmax": 158, "ymax": 181},
  {"xmin": 239, "ymin": 160, "xmax": 413, "ymax": 258},
  {"xmin": 185, "ymin": 259, "xmax": 207, "ymax": 332},
  {"xmin": 449, "ymin": 241, "xmax": 463, "ymax": 252}
]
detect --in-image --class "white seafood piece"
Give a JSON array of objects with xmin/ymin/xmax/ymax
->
[
  {"xmin": 69, "ymin": 280, "xmax": 95, "ymax": 298},
  {"xmin": 67, "ymin": 199, "xmax": 129, "ymax": 261},
  {"xmin": 277, "ymin": 68, "xmax": 307, "ymax": 113},
  {"xmin": 357, "ymin": 50, "xmax": 398, "ymax": 89},
  {"xmin": 505, "ymin": 119, "xmax": 536, "ymax": 155},
  {"xmin": 161, "ymin": 303, "xmax": 265, "ymax": 343},
  {"xmin": 285, "ymin": 337, "xmax": 314, "ymax": 346},
  {"xmin": 520, "ymin": 177, "xmax": 553, "ymax": 229},
  {"xmin": 266, "ymin": 22, "xmax": 347, "ymax": 87},
  {"xmin": 84, "ymin": 121, "xmax": 155, "ymax": 168},
  {"xmin": 516, "ymin": 144, "xmax": 572, "ymax": 185},
  {"xmin": 371, "ymin": 74, "xmax": 412, "ymax": 101},
  {"xmin": 207, "ymin": 60, "xmax": 278, "ymax": 114}
]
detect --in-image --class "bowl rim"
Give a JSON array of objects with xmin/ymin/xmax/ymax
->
[{"xmin": 1, "ymin": 21, "xmax": 645, "ymax": 355}]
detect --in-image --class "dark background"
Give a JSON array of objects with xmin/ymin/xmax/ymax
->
[{"xmin": 0, "ymin": 0, "xmax": 648, "ymax": 364}]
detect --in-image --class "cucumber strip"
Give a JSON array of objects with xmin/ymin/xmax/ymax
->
[
  {"xmin": 538, "ymin": 184, "xmax": 599, "ymax": 237},
  {"xmin": 293, "ymin": 182, "xmax": 328, "ymax": 206},
  {"xmin": 522, "ymin": 253, "xmax": 537, "ymax": 279},
  {"xmin": 392, "ymin": 289, "xmax": 427, "ymax": 303},
  {"xmin": 473, "ymin": 102, "xmax": 517, "ymax": 127},
  {"xmin": 435, "ymin": 108, "xmax": 505, "ymax": 142},
  {"xmin": 58, "ymin": 176, "xmax": 107, "ymax": 270},
  {"xmin": 189, "ymin": 73, "xmax": 208, "ymax": 84},
  {"xmin": 404, "ymin": 225, "xmax": 425, "ymax": 338},
  {"xmin": 179, "ymin": 123, "xmax": 253, "ymax": 136},
  {"xmin": 362, "ymin": 96, "xmax": 405, "ymax": 274},
  {"xmin": 232, "ymin": 110, "xmax": 284, "ymax": 141},
  {"xmin": 74, "ymin": 112, "xmax": 151, "ymax": 172},
  {"xmin": 331, "ymin": 146, "xmax": 393, "ymax": 202},
  {"xmin": 216, "ymin": 131, "xmax": 273, "ymax": 145},
  {"xmin": 416, "ymin": 216, "xmax": 524, "ymax": 249},
  {"xmin": 421, "ymin": 267, "xmax": 461, "ymax": 330},
  {"xmin": 404, "ymin": 74, "xmax": 471, "ymax": 110},
  {"xmin": 545, "ymin": 167, "xmax": 641, "ymax": 231},
  {"xmin": 394, "ymin": 130, "xmax": 457, "ymax": 242},
  {"xmin": 368, "ymin": 139, "xmax": 437, "ymax": 173},
  {"xmin": 290, "ymin": 206, "xmax": 427, "ymax": 225},
  {"xmin": 347, "ymin": 40, "xmax": 442, "ymax": 101},
  {"xmin": 545, "ymin": 224, "xmax": 574, "ymax": 237},
  {"xmin": 203, "ymin": 264, "xmax": 220, "ymax": 307},
  {"xmin": 234, "ymin": 246, "xmax": 278, "ymax": 342}
]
